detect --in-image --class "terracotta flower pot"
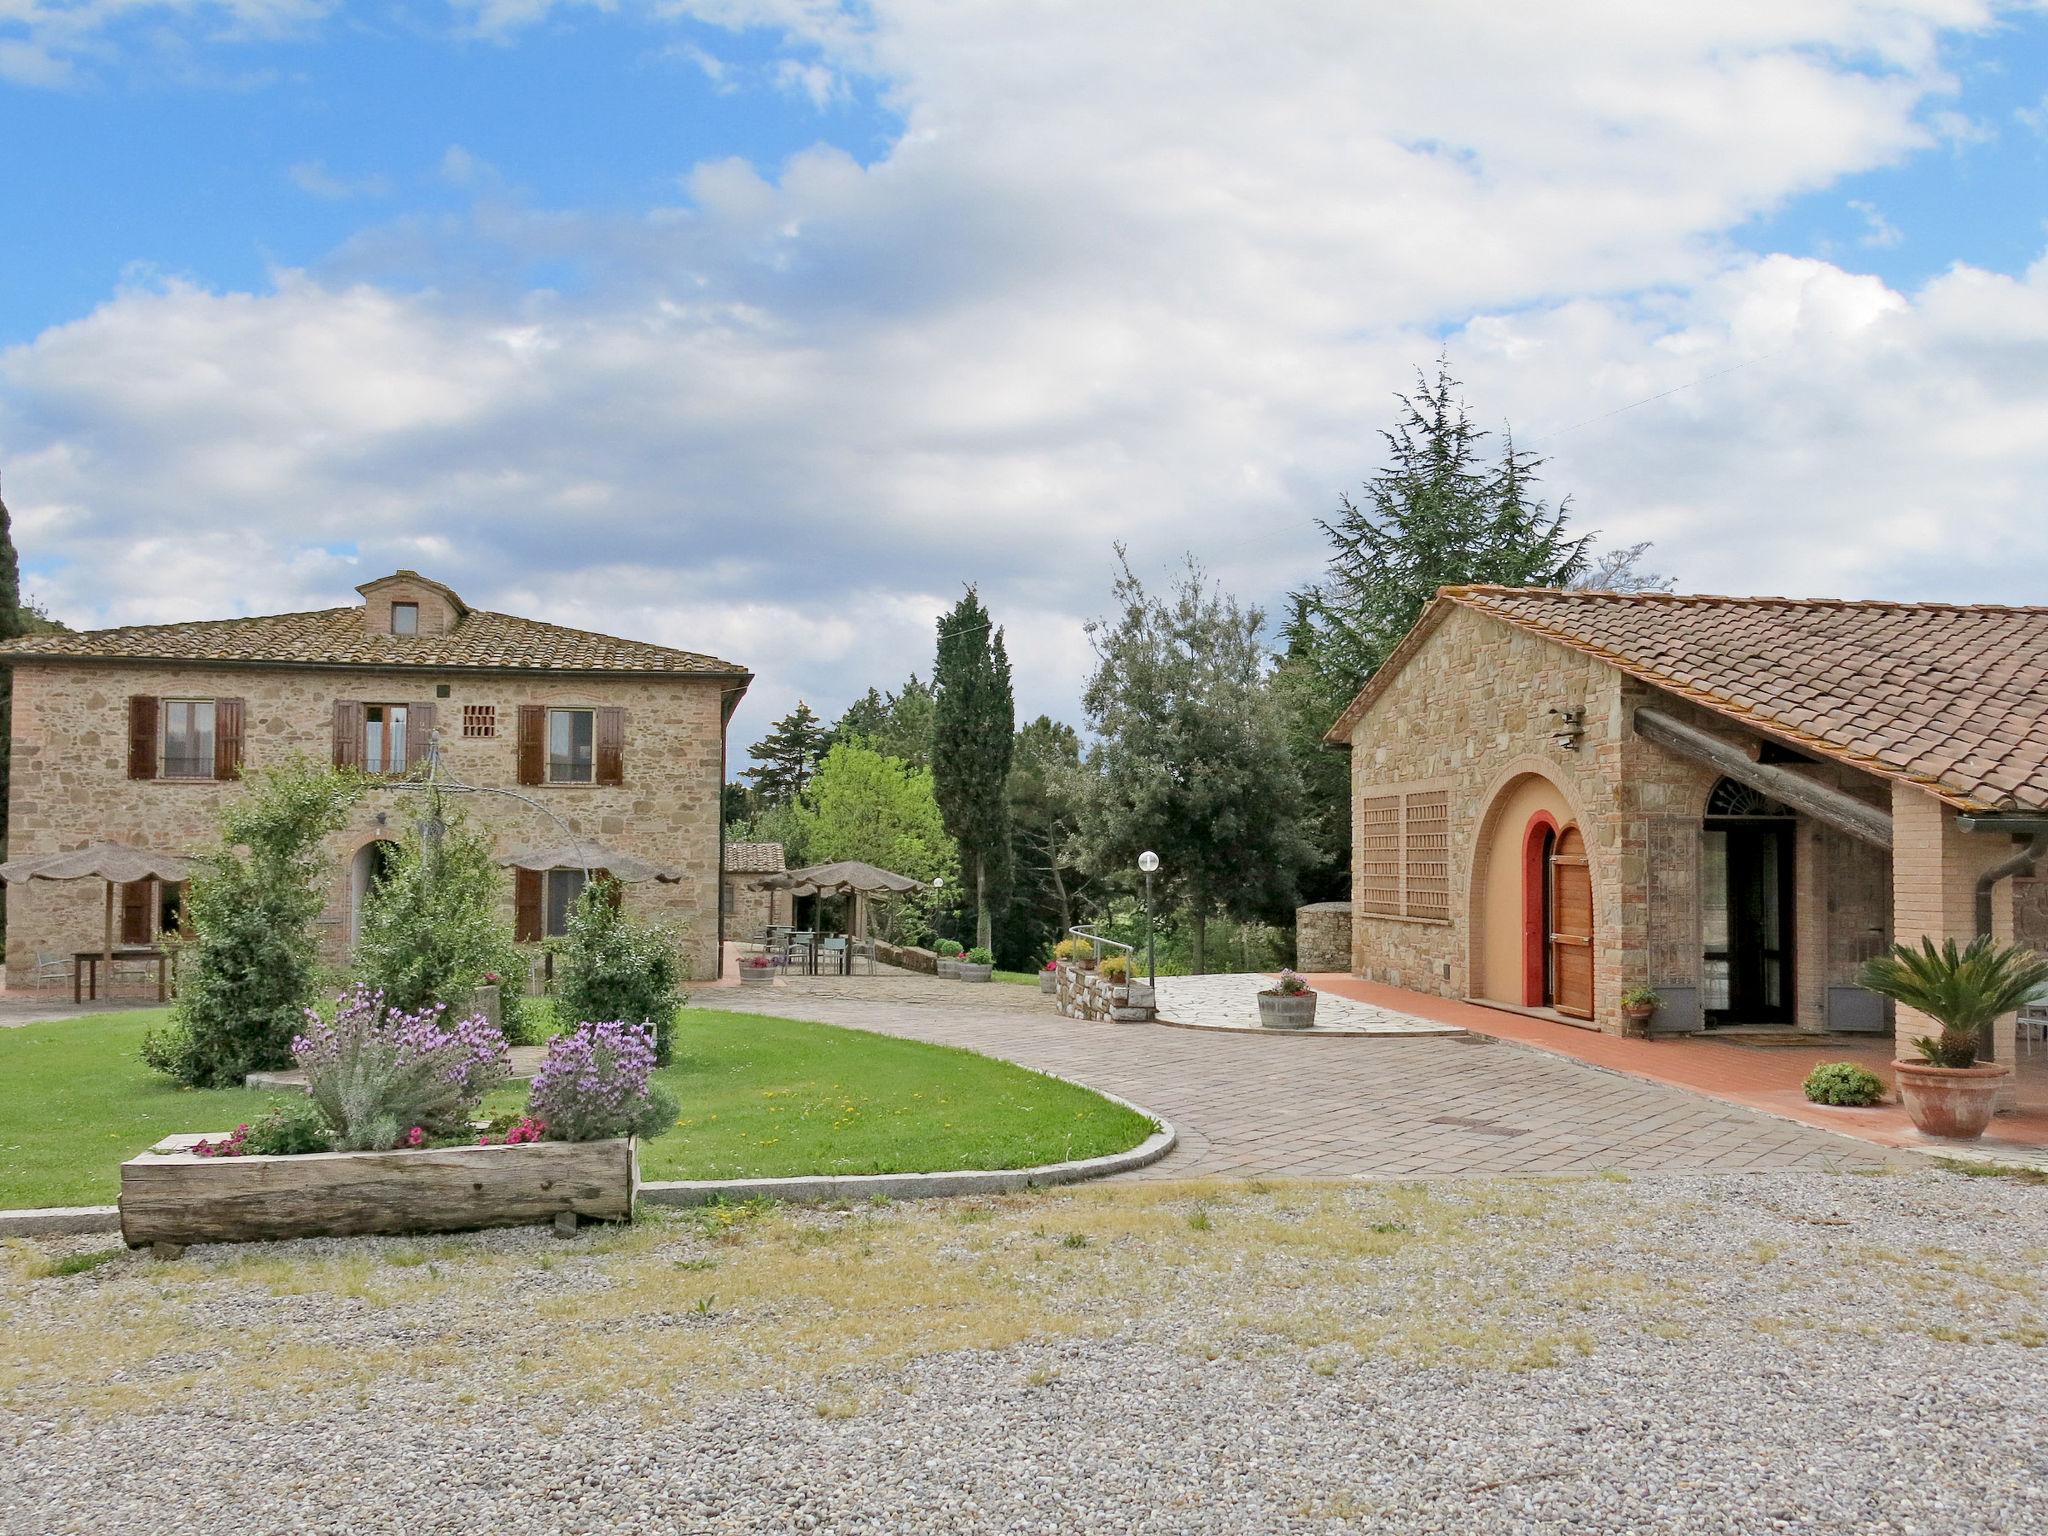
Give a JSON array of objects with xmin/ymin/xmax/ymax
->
[
  {"xmin": 1621, "ymin": 1002, "xmax": 1656, "ymax": 1040},
  {"xmin": 1893, "ymin": 1060, "xmax": 2011, "ymax": 1140}
]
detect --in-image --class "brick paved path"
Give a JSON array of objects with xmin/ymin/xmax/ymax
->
[
  {"xmin": 1153, "ymin": 973, "xmax": 1458, "ymax": 1035},
  {"xmin": 713, "ymin": 975, "xmax": 1909, "ymax": 1178}
]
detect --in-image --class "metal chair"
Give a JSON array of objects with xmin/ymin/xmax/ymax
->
[
  {"xmin": 2021, "ymin": 988, "xmax": 2048, "ymax": 1060},
  {"xmin": 781, "ymin": 930, "xmax": 816, "ymax": 974},
  {"xmin": 31, "ymin": 950, "xmax": 72, "ymax": 999},
  {"xmin": 818, "ymin": 935, "xmax": 849, "ymax": 976},
  {"xmin": 108, "ymin": 952, "xmax": 157, "ymax": 999}
]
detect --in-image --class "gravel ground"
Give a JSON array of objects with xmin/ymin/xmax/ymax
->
[{"xmin": 4, "ymin": 1167, "xmax": 2045, "ymax": 1535}]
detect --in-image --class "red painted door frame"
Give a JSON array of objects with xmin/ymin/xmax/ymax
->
[{"xmin": 1520, "ymin": 811, "xmax": 1560, "ymax": 1007}]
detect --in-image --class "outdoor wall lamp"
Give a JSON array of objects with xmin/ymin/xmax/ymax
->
[{"xmin": 1548, "ymin": 706, "xmax": 1584, "ymax": 751}]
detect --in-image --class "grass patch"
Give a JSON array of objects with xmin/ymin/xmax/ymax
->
[
  {"xmin": 992, "ymin": 970, "xmax": 1043, "ymax": 987},
  {"xmin": 1934, "ymin": 1158, "xmax": 2048, "ymax": 1186},
  {"xmin": 0, "ymin": 1005, "xmax": 1154, "ymax": 1208}
]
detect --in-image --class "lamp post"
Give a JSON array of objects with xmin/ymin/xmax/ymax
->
[{"xmin": 1138, "ymin": 850, "xmax": 1159, "ymax": 988}]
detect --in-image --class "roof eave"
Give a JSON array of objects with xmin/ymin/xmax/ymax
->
[{"xmin": 0, "ymin": 651, "xmax": 754, "ymax": 683}]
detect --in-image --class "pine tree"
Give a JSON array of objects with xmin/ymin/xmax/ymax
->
[
  {"xmin": 931, "ymin": 590, "xmax": 1014, "ymax": 951},
  {"xmin": 1298, "ymin": 356, "xmax": 1590, "ymax": 692},
  {"xmin": 742, "ymin": 700, "xmax": 828, "ymax": 804},
  {"xmin": 829, "ymin": 674, "xmax": 935, "ymax": 766}
]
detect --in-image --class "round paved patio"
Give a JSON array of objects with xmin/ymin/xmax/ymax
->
[{"xmin": 714, "ymin": 972, "xmax": 1911, "ymax": 1178}]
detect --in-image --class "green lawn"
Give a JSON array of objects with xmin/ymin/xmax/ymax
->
[
  {"xmin": 993, "ymin": 969, "xmax": 1045, "ymax": 987},
  {"xmin": 0, "ymin": 1006, "xmax": 1154, "ymax": 1208}
]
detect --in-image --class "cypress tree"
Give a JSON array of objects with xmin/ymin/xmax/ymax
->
[
  {"xmin": 0, "ymin": 486, "xmax": 25, "ymax": 859},
  {"xmin": 931, "ymin": 590, "xmax": 1014, "ymax": 951}
]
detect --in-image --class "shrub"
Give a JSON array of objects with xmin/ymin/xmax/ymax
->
[
  {"xmin": 935, "ymin": 938, "xmax": 964, "ymax": 958},
  {"xmin": 553, "ymin": 879, "xmax": 688, "ymax": 1065},
  {"xmin": 966, "ymin": 945, "xmax": 995, "ymax": 966},
  {"xmin": 294, "ymin": 987, "xmax": 511, "ymax": 1152},
  {"xmin": 528, "ymin": 1020, "xmax": 679, "ymax": 1142},
  {"xmin": 1803, "ymin": 1061, "xmax": 1888, "ymax": 1108},
  {"xmin": 354, "ymin": 785, "xmax": 535, "ymax": 1042},
  {"xmin": 245, "ymin": 1097, "xmax": 334, "ymax": 1155},
  {"xmin": 142, "ymin": 758, "xmax": 365, "ymax": 1087},
  {"xmin": 1859, "ymin": 935, "xmax": 2048, "ymax": 1067},
  {"xmin": 1098, "ymin": 953, "xmax": 1129, "ymax": 982}
]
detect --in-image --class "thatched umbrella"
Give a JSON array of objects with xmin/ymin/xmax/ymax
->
[
  {"xmin": 497, "ymin": 841, "xmax": 683, "ymax": 884},
  {"xmin": 762, "ymin": 860, "xmax": 923, "ymax": 939},
  {"xmin": 0, "ymin": 840, "xmax": 199, "ymax": 982}
]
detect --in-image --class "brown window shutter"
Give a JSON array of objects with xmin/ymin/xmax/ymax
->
[
  {"xmin": 120, "ymin": 880, "xmax": 153, "ymax": 945},
  {"xmin": 213, "ymin": 698, "xmax": 245, "ymax": 780},
  {"xmin": 516, "ymin": 704, "xmax": 546, "ymax": 786},
  {"xmin": 514, "ymin": 867, "xmax": 543, "ymax": 943},
  {"xmin": 333, "ymin": 702, "xmax": 366, "ymax": 771},
  {"xmin": 406, "ymin": 703, "xmax": 437, "ymax": 773},
  {"xmin": 127, "ymin": 696, "xmax": 159, "ymax": 781},
  {"xmin": 595, "ymin": 707, "xmax": 625, "ymax": 785}
]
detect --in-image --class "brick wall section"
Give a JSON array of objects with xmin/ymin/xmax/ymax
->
[
  {"xmin": 5, "ymin": 660, "xmax": 730, "ymax": 986},
  {"xmin": 1344, "ymin": 605, "xmax": 1901, "ymax": 1036},
  {"xmin": 1295, "ymin": 901, "xmax": 1353, "ymax": 972},
  {"xmin": 1889, "ymin": 782, "xmax": 2023, "ymax": 1074}
]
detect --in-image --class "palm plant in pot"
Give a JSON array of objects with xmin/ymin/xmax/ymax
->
[{"xmin": 1857, "ymin": 936, "xmax": 2048, "ymax": 1139}]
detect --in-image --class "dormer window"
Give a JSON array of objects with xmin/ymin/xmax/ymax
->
[{"xmin": 390, "ymin": 602, "xmax": 419, "ymax": 636}]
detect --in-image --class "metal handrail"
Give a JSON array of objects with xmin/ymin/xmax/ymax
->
[{"xmin": 1068, "ymin": 923, "xmax": 1133, "ymax": 959}]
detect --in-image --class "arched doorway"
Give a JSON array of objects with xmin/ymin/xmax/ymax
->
[
  {"xmin": 349, "ymin": 839, "xmax": 399, "ymax": 949},
  {"xmin": 1702, "ymin": 777, "xmax": 1795, "ymax": 1025}
]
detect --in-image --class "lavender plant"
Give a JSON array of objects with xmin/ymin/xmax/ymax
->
[
  {"xmin": 293, "ymin": 986, "xmax": 511, "ymax": 1151},
  {"xmin": 528, "ymin": 1020, "xmax": 680, "ymax": 1142}
]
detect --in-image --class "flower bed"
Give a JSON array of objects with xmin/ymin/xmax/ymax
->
[{"xmin": 115, "ymin": 996, "xmax": 674, "ymax": 1248}]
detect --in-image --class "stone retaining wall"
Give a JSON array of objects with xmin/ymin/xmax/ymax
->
[
  {"xmin": 1295, "ymin": 901, "xmax": 1353, "ymax": 973},
  {"xmin": 1053, "ymin": 962, "xmax": 1156, "ymax": 1023}
]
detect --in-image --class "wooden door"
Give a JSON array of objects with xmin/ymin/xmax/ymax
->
[{"xmin": 1548, "ymin": 827, "xmax": 1594, "ymax": 1019}]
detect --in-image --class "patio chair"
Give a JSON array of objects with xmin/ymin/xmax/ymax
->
[
  {"xmin": 30, "ymin": 950, "xmax": 72, "ymax": 1000},
  {"xmin": 781, "ymin": 930, "xmax": 816, "ymax": 973},
  {"xmin": 819, "ymin": 936, "xmax": 849, "ymax": 976},
  {"xmin": 2021, "ymin": 987, "xmax": 2048, "ymax": 1060},
  {"xmin": 108, "ymin": 952, "xmax": 158, "ymax": 1000}
]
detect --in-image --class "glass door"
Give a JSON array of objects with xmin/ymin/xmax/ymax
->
[{"xmin": 1703, "ymin": 821, "xmax": 1794, "ymax": 1025}]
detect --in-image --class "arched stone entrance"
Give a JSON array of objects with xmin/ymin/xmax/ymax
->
[
  {"xmin": 1471, "ymin": 768, "xmax": 1592, "ymax": 1017},
  {"xmin": 348, "ymin": 838, "xmax": 399, "ymax": 950}
]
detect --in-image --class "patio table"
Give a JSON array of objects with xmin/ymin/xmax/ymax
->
[{"xmin": 74, "ymin": 947, "xmax": 169, "ymax": 1004}]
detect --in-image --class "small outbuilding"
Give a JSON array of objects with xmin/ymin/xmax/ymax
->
[
  {"xmin": 1326, "ymin": 588, "xmax": 2048, "ymax": 1070},
  {"xmin": 722, "ymin": 842, "xmax": 788, "ymax": 938}
]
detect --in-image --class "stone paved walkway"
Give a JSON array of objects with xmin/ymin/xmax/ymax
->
[
  {"xmin": 1152, "ymin": 972, "xmax": 1459, "ymax": 1035},
  {"xmin": 716, "ymin": 974, "xmax": 1911, "ymax": 1178}
]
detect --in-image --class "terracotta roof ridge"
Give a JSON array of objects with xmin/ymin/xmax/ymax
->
[{"xmin": 1444, "ymin": 586, "xmax": 2048, "ymax": 616}]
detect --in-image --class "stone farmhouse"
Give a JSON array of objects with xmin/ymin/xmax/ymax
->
[
  {"xmin": 0, "ymin": 571, "xmax": 750, "ymax": 986},
  {"xmin": 1327, "ymin": 588, "xmax": 2048, "ymax": 1068}
]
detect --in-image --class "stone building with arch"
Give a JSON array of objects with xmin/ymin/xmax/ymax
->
[
  {"xmin": 0, "ymin": 571, "xmax": 751, "ymax": 985},
  {"xmin": 1326, "ymin": 588, "xmax": 2048, "ymax": 1064}
]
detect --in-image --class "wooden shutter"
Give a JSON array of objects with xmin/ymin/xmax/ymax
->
[
  {"xmin": 332, "ymin": 701, "xmax": 366, "ymax": 771},
  {"xmin": 213, "ymin": 698, "xmax": 245, "ymax": 780},
  {"xmin": 516, "ymin": 705, "xmax": 546, "ymax": 786},
  {"xmin": 514, "ymin": 867, "xmax": 543, "ymax": 942},
  {"xmin": 127, "ymin": 696, "xmax": 159, "ymax": 781},
  {"xmin": 406, "ymin": 703, "xmax": 437, "ymax": 773},
  {"xmin": 595, "ymin": 707, "xmax": 625, "ymax": 786},
  {"xmin": 120, "ymin": 880, "xmax": 154, "ymax": 945},
  {"xmin": 594, "ymin": 869, "xmax": 623, "ymax": 910},
  {"xmin": 1548, "ymin": 826, "xmax": 1595, "ymax": 1020}
]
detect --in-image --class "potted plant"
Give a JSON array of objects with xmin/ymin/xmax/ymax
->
[
  {"xmin": 1620, "ymin": 987, "xmax": 1660, "ymax": 1040},
  {"xmin": 1099, "ymin": 952, "xmax": 1130, "ymax": 1001},
  {"xmin": 1038, "ymin": 959, "xmax": 1059, "ymax": 995},
  {"xmin": 1257, "ymin": 969, "xmax": 1317, "ymax": 1030},
  {"xmin": 1858, "ymin": 936, "xmax": 2048, "ymax": 1140},
  {"xmin": 935, "ymin": 938, "xmax": 964, "ymax": 979},
  {"xmin": 957, "ymin": 945, "xmax": 995, "ymax": 982},
  {"xmin": 1071, "ymin": 938, "xmax": 1096, "ymax": 973},
  {"xmin": 739, "ymin": 953, "xmax": 778, "ymax": 987}
]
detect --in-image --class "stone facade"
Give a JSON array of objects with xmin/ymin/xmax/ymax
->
[
  {"xmin": 6, "ymin": 645, "xmax": 735, "ymax": 988},
  {"xmin": 1294, "ymin": 901, "xmax": 1353, "ymax": 973},
  {"xmin": 1053, "ymin": 962, "xmax": 1155, "ymax": 1023},
  {"xmin": 721, "ymin": 842, "xmax": 788, "ymax": 941},
  {"xmin": 1341, "ymin": 604, "xmax": 1901, "ymax": 1036}
]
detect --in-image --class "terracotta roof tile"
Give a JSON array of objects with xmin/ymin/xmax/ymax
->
[
  {"xmin": 723, "ymin": 842, "xmax": 786, "ymax": 874},
  {"xmin": 0, "ymin": 602, "xmax": 747, "ymax": 678},
  {"xmin": 1327, "ymin": 587, "xmax": 2048, "ymax": 813}
]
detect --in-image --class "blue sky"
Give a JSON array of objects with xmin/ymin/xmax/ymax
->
[{"xmin": 3, "ymin": 2, "xmax": 2048, "ymax": 738}]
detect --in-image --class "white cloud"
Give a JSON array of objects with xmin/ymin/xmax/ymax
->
[
  {"xmin": 3, "ymin": 0, "xmax": 2041, "ymax": 742},
  {"xmin": 0, "ymin": 0, "xmax": 332, "ymax": 86},
  {"xmin": 287, "ymin": 160, "xmax": 393, "ymax": 200},
  {"xmin": 1849, "ymin": 197, "xmax": 1906, "ymax": 247}
]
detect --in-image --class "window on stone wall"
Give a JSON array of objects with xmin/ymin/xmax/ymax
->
[
  {"xmin": 1358, "ymin": 787, "xmax": 1452, "ymax": 921},
  {"xmin": 1359, "ymin": 795, "xmax": 1402, "ymax": 915}
]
